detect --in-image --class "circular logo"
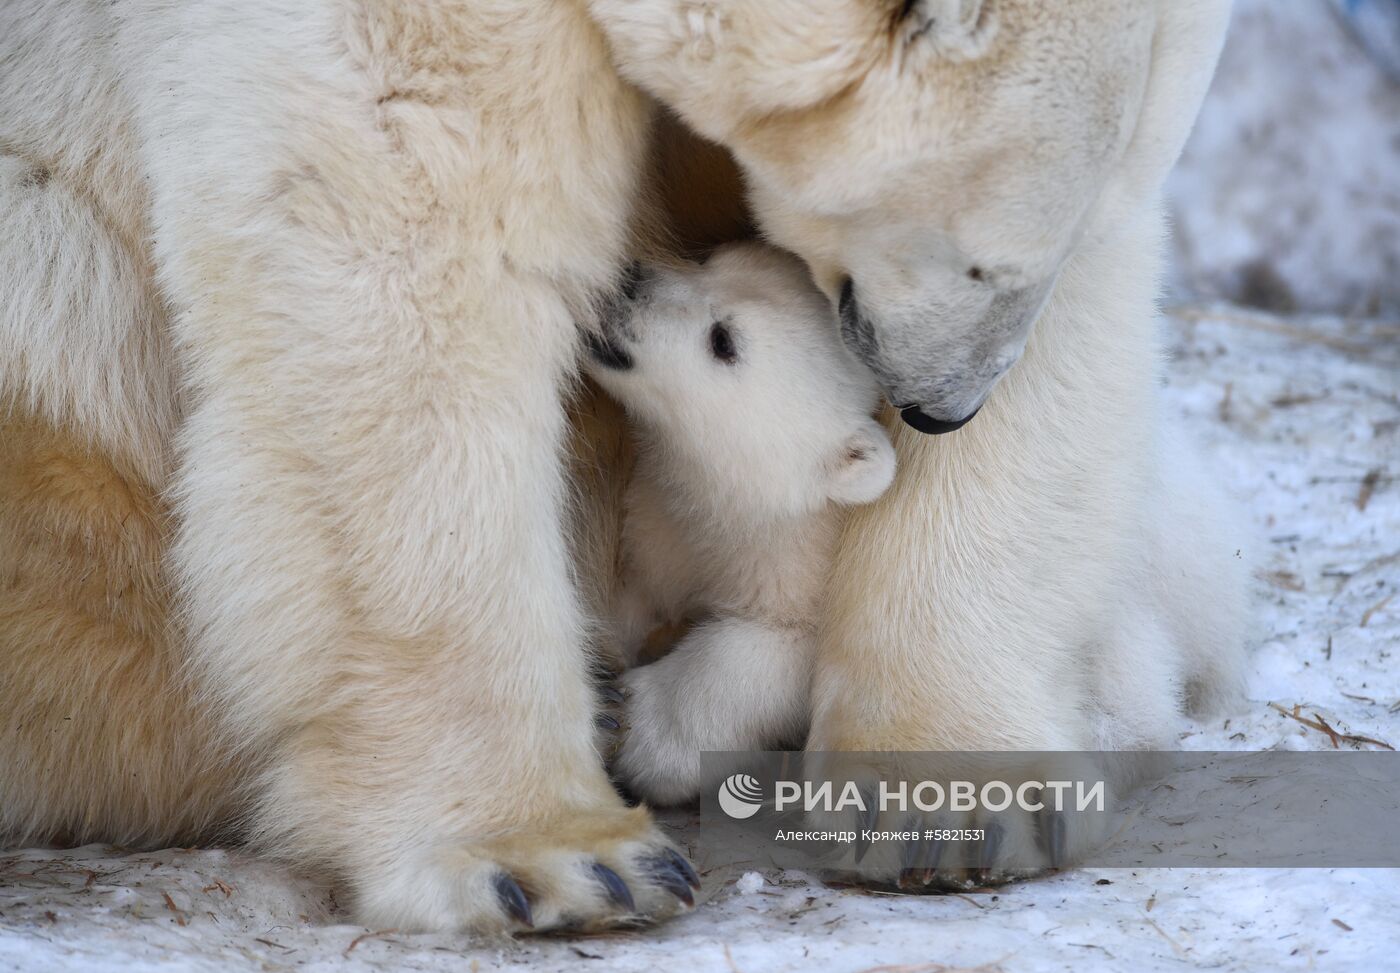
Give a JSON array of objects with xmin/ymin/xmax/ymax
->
[{"xmin": 717, "ymin": 773, "xmax": 764, "ymax": 819}]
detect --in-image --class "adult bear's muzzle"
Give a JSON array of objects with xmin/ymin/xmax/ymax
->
[{"xmin": 838, "ymin": 275, "xmax": 1049, "ymax": 435}]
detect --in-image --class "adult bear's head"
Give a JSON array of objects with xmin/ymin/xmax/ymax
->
[{"xmin": 589, "ymin": 0, "xmax": 1229, "ymax": 432}]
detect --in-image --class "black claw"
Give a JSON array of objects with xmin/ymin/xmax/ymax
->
[
  {"xmin": 900, "ymin": 829, "xmax": 924, "ymax": 872},
  {"xmin": 1039, "ymin": 808, "xmax": 1068, "ymax": 869},
  {"xmin": 860, "ymin": 786, "xmax": 880, "ymax": 831},
  {"xmin": 609, "ymin": 776, "xmax": 642, "ymax": 807},
  {"xmin": 977, "ymin": 822, "xmax": 1005, "ymax": 883},
  {"xmin": 493, "ymin": 872, "xmax": 533, "ymax": 928},
  {"xmin": 599, "ymin": 685, "xmax": 626, "ymax": 706},
  {"xmin": 591, "ymin": 862, "xmax": 636, "ymax": 913},
  {"xmin": 897, "ymin": 821, "xmax": 932, "ymax": 885},
  {"xmin": 904, "ymin": 829, "xmax": 943, "ymax": 878},
  {"xmin": 980, "ymin": 822, "xmax": 1004, "ymax": 868},
  {"xmin": 853, "ymin": 786, "xmax": 879, "ymax": 863},
  {"xmin": 664, "ymin": 847, "xmax": 701, "ymax": 890},
  {"xmin": 897, "ymin": 831, "xmax": 929, "ymax": 891},
  {"xmin": 913, "ymin": 814, "xmax": 948, "ymax": 878},
  {"xmin": 926, "ymin": 836, "xmax": 945, "ymax": 875},
  {"xmin": 647, "ymin": 855, "xmax": 696, "ymax": 907},
  {"xmin": 595, "ymin": 713, "xmax": 621, "ymax": 731}
]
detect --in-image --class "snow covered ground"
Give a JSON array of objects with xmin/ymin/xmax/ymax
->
[{"xmin": 2, "ymin": 306, "xmax": 1396, "ymax": 972}]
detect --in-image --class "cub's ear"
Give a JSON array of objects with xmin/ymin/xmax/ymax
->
[
  {"xmin": 827, "ymin": 420, "xmax": 897, "ymax": 507},
  {"xmin": 899, "ymin": 0, "xmax": 995, "ymax": 59}
]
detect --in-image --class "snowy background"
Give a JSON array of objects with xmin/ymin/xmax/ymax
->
[
  {"xmin": 1167, "ymin": 0, "xmax": 1400, "ymax": 314},
  {"xmin": 3, "ymin": 1, "xmax": 1398, "ymax": 970}
]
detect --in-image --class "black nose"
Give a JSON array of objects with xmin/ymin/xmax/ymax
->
[{"xmin": 899, "ymin": 404, "xmax": 980, "ymax": 435}]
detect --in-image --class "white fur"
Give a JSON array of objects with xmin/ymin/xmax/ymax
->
[
  {"xmin": 589, "ymin": 0, "xmax": 1250, "ymax": 877},
  {"xmin": 2, "ymin": 0, "xmax": 693, "ymax": 932},
  {"xmin": 0, "ymin": 0, "xmax": 1247, "ymax": 918},
  {"xmin": 585, "ymin": 244, "xmax": 895, "ymax": 803}
]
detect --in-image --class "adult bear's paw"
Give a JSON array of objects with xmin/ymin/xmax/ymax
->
[
  {"xmin": 804, "ymin": 752, "xmax": 1116, "ymax": 891},
  {"xmin": 352, "ymin": 805, "xmax": 699, "ymax": 933}
]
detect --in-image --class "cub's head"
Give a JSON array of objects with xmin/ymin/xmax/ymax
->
[
  {"xmin": 589, "ymin": 0, "xmax": 1230, "ymax": 431},
  {"xmin": 585, "ymin": 243, "xmax": 895, "ymax": 519}
]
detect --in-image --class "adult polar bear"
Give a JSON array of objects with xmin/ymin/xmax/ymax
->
[{"xmin": 0, "ymin": 0, "xmax": 1244, "ymax": 933}]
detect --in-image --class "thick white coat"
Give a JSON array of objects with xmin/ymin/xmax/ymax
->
[{"xmin": 587, "ymin": 245, "xmax": 895, "ymax": 803}]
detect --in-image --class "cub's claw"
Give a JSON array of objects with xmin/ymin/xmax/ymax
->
[
  {"xmin": 493, "ymin": 872, "xmax": 533, "ymax": 928},
  {"xmin": 595, "ymin": 683, "xmax": 628, "ymax": 767}
]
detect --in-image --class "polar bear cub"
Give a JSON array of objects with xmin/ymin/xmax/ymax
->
[{"xmin": 585, "ymin": 242, "xmax": 895, "ymax": 805}]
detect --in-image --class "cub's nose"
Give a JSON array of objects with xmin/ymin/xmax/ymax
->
[{"xmin": 899, "ymin": 403, "xmax": 980, "ymax": 435}]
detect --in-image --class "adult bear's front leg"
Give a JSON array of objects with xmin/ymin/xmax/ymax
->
[
  {"xmin": 167, "ymin": 270, "xmax": 696, "ymax": 929},
  {"xmin": 807, "ymin": 225, "xmax": 1177, "ymax": 885},
  {"xmin": 137, "ymin": 0, "xmax": 693, "ymax": 932},
  {"xmin": 165, "ymin": 241, "xmax": 695, "ymax": 931}
]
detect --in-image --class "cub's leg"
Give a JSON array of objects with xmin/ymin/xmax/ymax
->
[
  {"xmin": 614, "ymin": 617, "xmax": 812, "ymax": 805},
  {"xmin": 131, "ymin": 2, "xmax": 694, "ymax": 931}
]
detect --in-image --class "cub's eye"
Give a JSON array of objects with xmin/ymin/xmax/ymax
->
[{"xmin": 709, "ymin": 321, "xmax": 737, "ymax": 365}]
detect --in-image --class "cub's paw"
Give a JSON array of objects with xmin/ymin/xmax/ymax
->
[
  {"xmin": 604, "ymin": 665, "xmax": 706, "ymax": 807},
  {"xmin": 354, "ymin": 806, "xmax": 699, "ymax": 933},
  {"xmin": 805, "ymin": 752, "xmax": 1115, "ymax": 891}
]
